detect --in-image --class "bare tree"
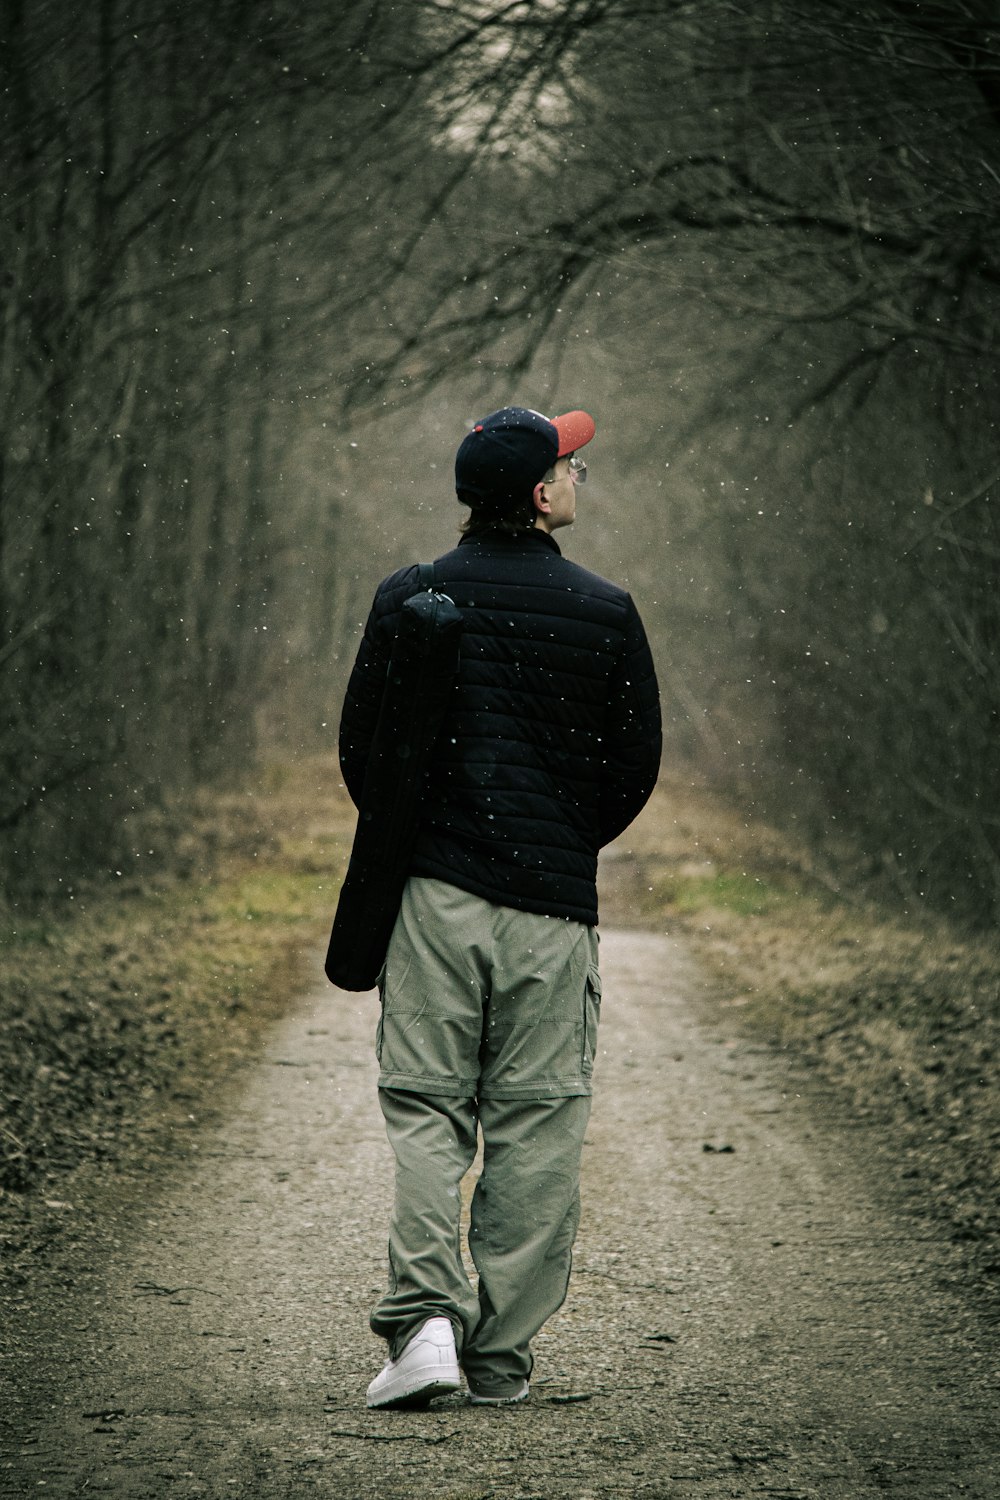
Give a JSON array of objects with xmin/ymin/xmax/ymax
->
[
  {"xmin": 2, "ymin": 0, "xmax": 998, "ymax": 921},
  {"xmin": 335, "ymin": 0, "xmax": 1000, "ymax": 923},
  {"xmin": 0, "ymin": 0, "xmax": 445, "ymax": 890}
]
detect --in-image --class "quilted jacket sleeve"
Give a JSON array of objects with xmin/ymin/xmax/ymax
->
[{"xmin": 598, "ymin": 595, "xmax": 662, "ymax": 846}]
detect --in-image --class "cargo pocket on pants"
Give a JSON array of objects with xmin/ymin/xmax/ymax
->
[{"xmin": 582, "ymin": 964, "xmax": 602, "ymax": 1078}]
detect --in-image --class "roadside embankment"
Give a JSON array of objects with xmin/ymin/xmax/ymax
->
[
  {"xmin": 0, "ymin": 757, "xmax": 353, "ymax": 1274},
  {"xmin": 606, "ymin": 772, "xmax": 1000, "ymax": 1293}
]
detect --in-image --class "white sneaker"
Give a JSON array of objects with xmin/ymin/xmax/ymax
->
[
  {"xmin": 366, "ymin": 1317, "xmax": 461, "ymax": 1409},
  {"xmin": 468, "ymin": 1379, "xmax": 530, "ymax": 1405}
]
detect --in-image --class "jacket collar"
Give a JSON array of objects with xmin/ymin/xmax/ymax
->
[{"xmin": 457, "ymin": 528, "xmax": 562, "ymax": 555}]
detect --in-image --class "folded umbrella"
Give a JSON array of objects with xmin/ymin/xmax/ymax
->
[{"xmin": 325, "ymin": 580, "xmax": 463, "ymax": 992}]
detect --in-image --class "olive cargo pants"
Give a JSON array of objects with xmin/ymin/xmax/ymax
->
[{"xmin": 370, "ymin": 877, "xmax": 601, "ymax": 1398}]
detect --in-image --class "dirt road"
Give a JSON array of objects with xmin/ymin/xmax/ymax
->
[{"xmin": 2, "ymin": 923, "xmax": 996, "ymax": 1499}]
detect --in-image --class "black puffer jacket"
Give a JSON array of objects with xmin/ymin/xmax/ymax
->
[{"xmin": 338, "ymin": 529, "xmax": 661, "ymax": 926}]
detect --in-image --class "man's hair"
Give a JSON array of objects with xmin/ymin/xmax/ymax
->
[
  {"xmin": 457, "ymin": 459, "xmax": 566, "ymax": 534},
  {"xmin": 459, "ymin": 497, "xmax": 536, "ymax": 535}
]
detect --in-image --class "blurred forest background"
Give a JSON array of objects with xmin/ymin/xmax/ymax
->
[{"xmin": 2, "ymin": 0, "xmax": 998, "ymax": 925}]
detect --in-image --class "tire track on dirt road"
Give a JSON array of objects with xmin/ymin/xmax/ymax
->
[{"xmin": 1, "ymin": 926, "xmax": 996, "ymax": 1498}]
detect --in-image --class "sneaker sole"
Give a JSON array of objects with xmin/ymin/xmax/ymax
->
[
  {"xmin": 367, "ymin": 1376, "xmax": 461, "ymax": 1410},
  {"xmin": 468, "ymin": 1386, "xmax": 529, "ymax": 1406}
]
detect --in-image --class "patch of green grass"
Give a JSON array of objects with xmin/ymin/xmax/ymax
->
[
  {"xmin": 0, "ymin": 916, "xmax": 59, "ymax": 947},
  {"xmin": 654, "ymin": 869, "xmax": 799, "ymax": 917},
  {"xmin": 192, "ymin": 869, "xmax": 337, "ymax": 928}
]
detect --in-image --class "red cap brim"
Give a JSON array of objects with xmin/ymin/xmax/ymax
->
[{"xmin": 551, "ymin": 409, "xmax": 596, "ymax": 457}]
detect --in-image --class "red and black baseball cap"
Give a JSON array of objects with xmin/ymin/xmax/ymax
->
[{"xmin": 455, "ymin": 405, "xmax": 596, "ymax": 509}]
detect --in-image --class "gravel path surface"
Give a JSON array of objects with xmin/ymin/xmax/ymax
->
[{"xmin": 2, "ymin": 926, "xmax": 996, "ymax": 1499}]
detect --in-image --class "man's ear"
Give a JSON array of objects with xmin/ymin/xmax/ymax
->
[{"xmin": 533, "ymin": 480, "xmax": 550, "ymax": 513}]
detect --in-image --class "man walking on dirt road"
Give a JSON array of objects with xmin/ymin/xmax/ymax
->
[{"xmin": 338, "ymin": 405, "xmax": 661, "ymax": 1409}]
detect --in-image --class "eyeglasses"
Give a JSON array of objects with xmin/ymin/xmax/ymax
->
[{"xmin": 568, "ymin": 454, "xmax": 587, "ymax": 483}]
